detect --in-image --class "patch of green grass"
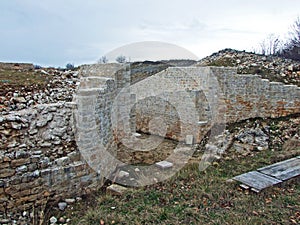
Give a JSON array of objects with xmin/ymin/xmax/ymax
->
[
  {"xmin": 0, "ymin": 69, "xmax": 48, "ymax": 94},
  {"xmin": 63, "ymin": 148, "xmax": 300, "ymax": 225}
]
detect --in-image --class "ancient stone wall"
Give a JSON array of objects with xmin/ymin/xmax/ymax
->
[
  {"xmin": 0, "ymin": 76, "xmax": 117, "ymax": 222},
  {"xmin": 0, "ymin": 64, "xmax": 299, "ymax": 223},
  {"xmin": 132, "ymin": 67, "xmax": 300, "ymax": 142},
  {"xmin": 0, "ymin": 102, "xmax": 100, "ymax": 221}
]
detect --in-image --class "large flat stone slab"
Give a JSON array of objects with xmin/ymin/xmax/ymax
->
[
  {"xmin": 258, "ymin": 157, "xmax": 300, "ymax": 181},
  {"xmin": 233, "ymin": 171, "xmax": 282, "ymax": 191}
]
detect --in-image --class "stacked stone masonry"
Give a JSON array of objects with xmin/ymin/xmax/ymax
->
[
  {"xmin": 130, "ymin": 67, "xmax": 299, "ymax": 142},
  {"xmin": 0, "ymin": 64, "xmax": 299, "ymax": 223}
]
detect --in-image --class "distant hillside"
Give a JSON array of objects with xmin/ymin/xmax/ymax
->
[{"xmin": 196, "ymin": 49, "xmax": 300, "ymax": 86}]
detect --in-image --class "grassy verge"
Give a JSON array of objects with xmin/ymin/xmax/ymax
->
[
  {"xmin": 0, "ymin": 69, "xmax": 48, "ymax": 95},
  {"xmin": 59, "ymin": 147, "xmax": 300, "ymax": 225}
]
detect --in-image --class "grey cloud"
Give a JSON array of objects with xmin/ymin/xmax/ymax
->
[{"xmin": 0, "ymin": 0, "xmax": 300, "ymax": 66}]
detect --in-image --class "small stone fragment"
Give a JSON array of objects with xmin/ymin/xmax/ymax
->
[
  {"xmin": 49, "ymin": 216, "xmax": 57, "ymax": 224},
  {"xmin": 107, "ymin": 184, "xmax": 128, "ymax": 195},
  {"xmin": 59, "ymin": 217, "xmax": 65, "ymax": 223},
  {"xmin": 58, "ymin": 202, "xmax": 67, "ymax": 211},
  {"xmin": 118, "ymin": 170, "xmax": 129, "ymax": 178},
  {"xmin": 185, "ymin": 135, "xmax": 194, "ymax": 145},
  {"xmin": 65, "ymin": 198, "xmax": 76, "ymax": 204},
  {"xmin": 155, "ymin": 161, "xmax": 173, "ymax": 169}
]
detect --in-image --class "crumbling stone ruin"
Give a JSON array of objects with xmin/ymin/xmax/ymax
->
[{"xmin": 0, "ymin": 60, "xmax": 299, "ymax": 223}]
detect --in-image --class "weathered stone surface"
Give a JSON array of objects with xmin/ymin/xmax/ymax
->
[
  {"xmin": 11, "ymin": 158, "xmax": 30, "ymax": 168},
  {"xmin": 55, "ymin": 157, "xmax": 70, "ymax": 166},
  {"xmin": 0, "ymin": 219, "xmax": 11, "ymax": 224},
  {"xmin": 58, "ymin": 202, "xmax": 67, "ymax": 211},
  {"xmin": 0, "ymin": 62, "xmax": 299, "ymax": 224},
  {"xmin": 155, "ymin": 161, "xmax": 173, "ymax": 169},
  {"xmin": 16, "ymin": 165, "xmax": 28, "ymax": 173},
  {"xmin": 49, "ymin": 216, "xmax": 57, "ymax": 224},
  {"xmin": 118, "ymin": 170, "xmax": 130, "ymax": 178},
  {"xmin": 233, "ymin": 171, "xmax": 282, "ymax": 191},
  {"xmin": 185, "ymin": 135, "xmax": 194, "ymax": 145},
  {"xmin": 258, "ymin": 157, "xmax": 300, "ymax": 181},
  {"xmin": 11, "ymin": 189, "xmax": 31, "ymax": 198},
  {"xmin": 65, "ymin": 198, "xmax": 76, "ymax": 204},
  {"xmin": 0, "ymin": 162, "xmax": 10, "ymax": 169},
  {"xmin": 0, "ymin": 168, "xmax": 15, "ymax": 178},
  {"xmin": 133, "ymin": 67, "xmax": 299, "ymax": 142},
  {"xmin": 107, "ymin": 184, "xmax": 128, "ymax": 196},
  {"xmin": 197, "ymin": 49, "xmax": 300, "ymax": 86}
]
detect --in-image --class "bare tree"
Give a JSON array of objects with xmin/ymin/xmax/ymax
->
[
  {"xmin": 258, "ymin": 33, "xmax": 281, "ymax": 55},
  {"xmin": 66, "ymin": 63, "xmax": 75, "ymax": 70},
  {"xmin": 280, "ymin": 17, "xmax": 300, "ymax": 61},
  {"xmin": 98, "ymin": 56, "xmax": 108, "ymax": 64},
  {"xmin": 115, "ymin": 55, "xmax": 126, "ymax": 63},
  {"xmin": 289, "ymin": 16, "xmax": 300, "ymax": 47}
]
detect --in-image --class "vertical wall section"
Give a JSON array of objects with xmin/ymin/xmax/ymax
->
[{"xmin": 133, "ymin": 67, "xmax": 300, "ymax": 142}]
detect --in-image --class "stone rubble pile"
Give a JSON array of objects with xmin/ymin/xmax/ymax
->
[
  {"xmin": 197, "ymin": 48, "xmax": 300, "ymax": 86},
  {"xmin": 233, "ymin": 127, "xmax": 269, "ymax": 154},
  {"xmin": 0, "ymin": 68, "xmax": 79, "ymax": 114}
]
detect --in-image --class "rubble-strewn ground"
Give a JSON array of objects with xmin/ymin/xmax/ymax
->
[
  {"xmin": 0, "ymin": 68, "xmax": 79, "ymax": 113},
  {"xmin": 47, "ymin": 115, "xmax": 299, "ymax": 225},
  {"xmin": 197, "ymin": 49, "xmax": 300, "ymax": 86},
  {"xmin": 57, "ymin": 161, "xmax": 299, "ymax": 224}
]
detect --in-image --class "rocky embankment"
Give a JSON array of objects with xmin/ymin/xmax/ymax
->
[
  {"xmin": 1, "ymin": 49, "xmax": 299, "ymax": 114},
  {"xmin": 0, "ymin": 68, "xmax": 79, "ymax": 114},
  {"xmin": 197, "ymin": 48, "xmax": 300, "ymax": 86}
]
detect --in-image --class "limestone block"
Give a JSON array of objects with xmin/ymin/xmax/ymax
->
[
  {"xmin": 0, "ymin": 168, "xmax": 15, "ymax": 178},
  {"xmin": 107, "ymin": 184, "xmax": 128, "ymax": 195},
  {"xmin": 155, "ymin": 161, "xmax": 173, "ymax": 169}
]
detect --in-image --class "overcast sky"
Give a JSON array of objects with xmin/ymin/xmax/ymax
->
[{"xmin": 0, "ymin": 0, "xmax": 299, "ymax": 67}]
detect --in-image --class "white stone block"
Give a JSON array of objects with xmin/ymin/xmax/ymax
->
[
  {"xmin": 198, "ymin": 121, "xmax": 208, "ymax": 125},
  {"xmin": 185, "ymin": 135, "xmax": 194, "ymax": 145},
  {"xmin": 107, "ymin": 184, "xmax": 128, "ymax": 195},
  {"xmin": 133, "ymin": 133, "xmax": 142, "ymax": 137},
  {"xmin": 155, "ymin": 161, "xmax": 173, "ymax": 169},
  {"xmin": 118, "ymin": 170, "xmax": 130, "ymax": 178}
]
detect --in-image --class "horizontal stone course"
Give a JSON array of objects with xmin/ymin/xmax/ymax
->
[{"xmin": 132, "ymin": 67, "xmax": 299, "ymax": 141}]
